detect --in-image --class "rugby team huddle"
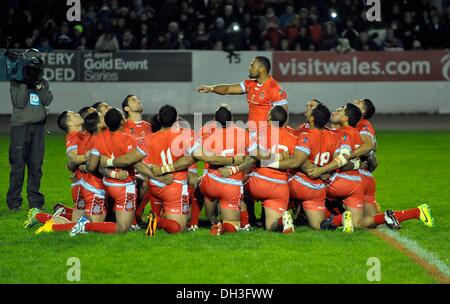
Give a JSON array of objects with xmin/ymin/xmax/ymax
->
[{"xmin": 23, "ymin": 56, "xmax": 434, "ymax": 236}]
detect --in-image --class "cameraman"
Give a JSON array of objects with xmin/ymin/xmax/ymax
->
[{"xmin": 7, "ymin": 48, "xmax": 53, "ymax": 211}]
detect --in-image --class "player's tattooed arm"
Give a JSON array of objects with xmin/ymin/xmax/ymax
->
[
  {"xmin": 134, "ymin": 162, "xmax": 173, "ymax": 185},
  {"xmin": 307, "ymin": 152, "xmax": 349, "ymax": 179},
  {"xmin": 151, "ymin": 156, "xmax": 196, "ymax": 176},
  {"xmin": 98, "ymin": 166, "xmax": 129, "ymax": 180},
  {"xmin": 300, "ymin": 160, "xmax": 314, "ymax": 173},
  {"xmin": 350, "ymin": 133, "xmax": 374, "ymax": 159},
  {"xmin": 340, "ymin": 157, "xmax": 361, "ymax": 172},
  {"xmin": 192, "ymin": 145, "xmax": 236, "ymax": 166},
  {"xmin": 100, "ymin": 149, "xmax": 145, "ymax": 168},
  {"xmin": 134, "ymin": 162, "xmax": 169, "ymax": 183},
  {"xmin": 197, "ymin": 83, "xmax": 244, "ymax": 95},
  {"xmin": 237, "ymin": 156, "xmax": 255, "ymax": 172},
  {"xmin": 219, "ymin": 156, "xmax": 255, "ymax": 178},
  {"xmin": 266, "ymin": 149, "xmax": 308, "ymax": 170}
]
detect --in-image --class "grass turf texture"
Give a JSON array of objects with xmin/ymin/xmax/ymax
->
[{"xmin": 0, "ymin": 132, "xmax": 449, "ymax": 284}]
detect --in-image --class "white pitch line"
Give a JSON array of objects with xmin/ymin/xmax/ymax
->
[{"xmin": 378, "ymin": 227, "xmax": 450, "ymax": 279}]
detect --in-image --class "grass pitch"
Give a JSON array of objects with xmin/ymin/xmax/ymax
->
[{"xmin": 0, "ymin": 132, "xmax": 449, "ymax": 284}]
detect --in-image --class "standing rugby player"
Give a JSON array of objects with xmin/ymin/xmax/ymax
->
[{"xmin": 197, "ymin": 56, "xmax": 287, "ymax": 136}]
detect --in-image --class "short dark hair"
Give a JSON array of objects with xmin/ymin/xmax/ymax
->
[
  {"xmin": 270, "ymin": 106, "xmax": 288, "ymax": 127},
  {"xmin": 345, "ymin": 103, "xmax": 362, "ymax": 127},
  {"xmin": 311, "ymin": 98, "xmax": 322, "ymax": 105},
  {"xmin": 150, "ymin": 114, "xmax": 161, "ymax": 132},
  {"xmin": 56, "ymin": 111, "xmax": 69, "ymax": 132},
  {"xmin": 79, "ymin": 106, "xmax": 94, "ymax": 119},
  {"xmin": 362, "ymin": 98, "xmax": 376, "ymax": 119},
  {"xmin": 121, "ymin": 95, "xmax": 134, "ymax": 118},
  {"xmin": 255, "ymin": 56, "xmax": 271, "ymax": 74},
  {"xmin": 312, "ymin": 103, "xmax": 331, "ymax": 128},
  {"xmin": 92, "ymin": 102, "xmax": 103, "ymax": 111},
  {"xmin": 215, "ymin": 106, "xmax": 232, "ymax": 127},
  {"xmin": 104, "ymin": 108, "xmax": 124, "ymax": 132},
  {"xmin": 158, "ymin": 105, "xmax": 177, "ymax": 128},
  {"xmin": 84, "ymin": 112, "xmax": 100, "ymax": 134}
]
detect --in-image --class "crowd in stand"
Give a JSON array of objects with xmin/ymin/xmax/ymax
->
[{"xmin": 1, "ymin": 0, "xmax": 450, "ymax": 52}]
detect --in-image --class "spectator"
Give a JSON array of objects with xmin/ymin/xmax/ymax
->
[
  {"xmin": 174, "ymin": 32, "xmax": 191, "ymax": 49},
  {"xmin": 298, "ymin": 7, "xmax": 310, "ymax": 28},
  {"xmin": 97, "ymin": 3, "xmax": 113, "ymax": 27},
  {"xmin": 152, "ymin": 32, "xmax": 169, "ymax": 49},
  {"xmin": 37, "ymin": 37, "xmax": 53, "ymax": 52},
  {"xmin": 341, "ymin": 19, "xmax": 359, "ymax": 49},
  {"xmin": 53, "ymin": 23, "xmax": 73, "ymax": 49},
  {"xmin": 398, "ymin": 12, "xmax": 417, "ymax": 50},
  {"xmin": 191, "ymin": 22, "xmax": 209, "ymax": 49},
  {"xmin": 95, "ymin": 29, "xmax": 120, "ymax": 52},
  {"xmin": 334, "ymin": 38, "xmax": 355, "ymax": 54},
  {"xmin": 115, "ymin": 18, "xmax": 127, "ymax": 41},
  {"xmin": 355, "ymin": 31, "xmax": 381, "ymax": 51},
  {"xmin": 309, "ymin": 13, "xmax": 322, "ymax": 47},
  {"xmin": 284, "ymin": 15, "xmax": 299, "ymax": 45},
  {"xmin": 3, "ymin": 0, "xmax": 450, "ymax": 51},
  {"xmin": 425, "ymin": 14, "xmax": 446, "ymax": 49},
  {"xmin": 165, "ymin": 21, "xmax": 181, "ymax": 49},
  {"xmin": 121, "ymin": 30, "xmax": 138, "ymax": 50},
  {"xmin": 210, "ymin": 17, "xmax": 227, "ymax": 45},
  {"xmin": 223, "ymin": 4, "xmax": 241, "ymax": 29},
  {"xmin": 320, "ymin": 21, "xmax": 338, "ymax": 50},
  {"xmin": 262, "ymin": 22, "xmax": 284, "ymax": 50},
  {"xmin": 294, "ymin": 26, "xmax": 313, "ymax": 50},
  {"xmin": 243, "ymin": 27, "xmax": 259, "ymax": 50},
  {"xmin": 383, "ymin": 28, "xmax": 404, "ymax": 50},
  {"xmin": 278, "ymin": 4, "xmax": 295, "ymax": 29}
]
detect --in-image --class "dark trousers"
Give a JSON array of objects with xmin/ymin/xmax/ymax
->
[{"xmin": 7, "ymin": 123, "xmax": 45, "ymax": 209}]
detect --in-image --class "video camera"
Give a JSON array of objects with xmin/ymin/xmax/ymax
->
[{"xmin": 0, "ymin": 37, "xmax": 45, "ymax": 86}]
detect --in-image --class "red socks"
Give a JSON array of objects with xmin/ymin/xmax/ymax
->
[
  {"xmin": 240, "ymin": 210, "xmax": 249, "ymax": 228},
  {"xmin": 52, "ymin": 223, "xmax": 76, "ymax": 231},
  {"xmin": 36, "ymin": 213, "xmax": 53, "ymax": 223},
  {"xmin": 36, "ymin": 207, "xmax": 73, "ymax": 223},
  {"xmin": 189, "ymin": 195, "xmax": 203, "ymax": 226},
  {"xmin": 157, "ymin": 218, "xmax": 182, "ymax": 234},
  {"xmin": 222, "ymin": 222, "xmax": 238, "ymax": 233},
  {"xmin": 52, "ymin": 222, "xmax": 116, "ymax": 233},
  {"xmin": 332, "ymin": 214, "xmax": 343, "ymax": 227},
  {"xmin": 61, "ymin": 206, "xmax": 73, "ymax": 220},
  {"xmin": 86, "ymin": 222, "xmax": 116, "ymax": 234},
  {"xmin": 395, "ymin": 208, "xmax": 420, "ymax": 222},
  {"xmin": 374, "ymin": 208, "xmax": 420, "ymax": 225},
  {"xmin": 373, "ymin": 214, "xmax": 385, "ymax": 225}
]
